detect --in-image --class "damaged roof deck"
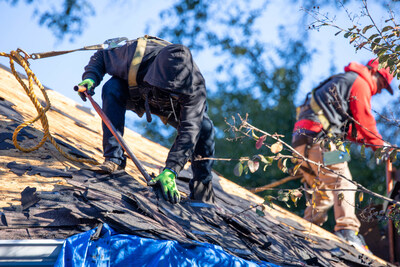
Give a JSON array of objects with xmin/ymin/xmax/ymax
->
[{"xmin": 0, "ymin": 65, "xmax": 393, "ymax": 266}]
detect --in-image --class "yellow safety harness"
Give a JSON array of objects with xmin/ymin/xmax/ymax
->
[
  {"xmin": 297, "ymin": 75, "xmax": 340, "ymax": 133},
  {"xmin": 127, "ymin": 35, "xmax": 173, "ymax": 123},
  {"xmin": 127, "ymin": 35, "xmax": 171, "ymax": 89},
  {"xmin": 309, "ymin": 94, "xmax": 331, "ymax": 131}
]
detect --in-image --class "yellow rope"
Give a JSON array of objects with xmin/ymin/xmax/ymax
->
[{"xmin": 0, "ymin": 49, "xmax": 98, "ymax": 165}]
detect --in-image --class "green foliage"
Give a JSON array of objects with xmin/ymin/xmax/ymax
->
[
  {"xmin": 141, "ymin": 0, "xmax": 400, "ymax": 228},
  {"xmin": 2, "ymin": 0, "xmax": 95, "ymax": 40},
  {"xmin": 307, "ymin": 1, "xmax": 400, "ymax": 89}
]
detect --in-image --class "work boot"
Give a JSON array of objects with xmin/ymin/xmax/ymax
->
[
  {"xmin": 334, "ymin": 229, "xmax": 371, "ymax": 254},
  {"xmin": 89, "ymin": 160, "xmax": 125, "ymax": 174},
  {"xmin": 189, "ymin": 180, "xmax": 215, "ymax": 204}
]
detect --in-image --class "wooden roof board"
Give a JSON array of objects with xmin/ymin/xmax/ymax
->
[{"xmin": 0, "ymin": 64, "xmax": 392, "ymax": 266}]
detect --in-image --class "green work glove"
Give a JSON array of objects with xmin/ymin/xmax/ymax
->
[
  {"xmin": 148, "ymin": 169, "xmax": 181, "ymax": 204},
  {"xmin": 77, "ymin": 78, "xmax": 95, "ymax": 102}
]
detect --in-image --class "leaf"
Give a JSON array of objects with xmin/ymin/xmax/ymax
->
[
  {"xmin": 266, "ymin": 156, "xmax": 274, "ymax": 164},
  {"xmin": 382, "ymin": 25, "xmax": 394, "ymax": 32},
  {"xmin": 251, "ymin": 129, "xmax": 259, "ymax": 140},
  {"xmin": 348, "ymin": 25, "xmax": 357, "ymax": 31},
  {"xmin": 389, "ymin": 149, "xmax": 397, "ymax": 163},
  {"xmin": 373, "ymin": 37, "xmax": 382, "ymax": 45},
  {"xmin": 277, "ymin": 158, "xmax": 288, "ymax": 173},
  {"xmin": 264, "ymin": 198, "xmax": 273, "ymax": 208},
  {"xmin": 292, "ymin": 162, "xmax": 303, "ymax": 176},
  {"xmin": 255, "ymin": 135, "xmax": 266, "ymax": 150},
  {"xmin": 377, "ymin": 49, "xmax": 388, "ymax": 58},
  {"xmin": 290, "ymin": 194, "xmax": 298, "ymax": 207},
  {"xmin": 358, "ymin": 192, "xmax": 364, "ymax": 202},
  {"xmin": 374, "ymin": 147, "xmax": 383, "ymax": 159},
  {"xmin": 292, "ymin": 189, "xmax": 303, "ymax": 198},
  {"xmin": 350, "ymin": 35, "xmax": 358, "ymax": 44},
  {"xmin": 277, "ymin": 190, "xmax": 289, "ymax": 202},
  {"xmin": 271, "ymin": 142, "xmax": 283, "ymax": 154},
  {"xmin": 335, "ymin": 30, "xmax": 342, "ymax": 36},
  {"xmin": 361, "ymin": 144, "xmax": 366, "ymax": 158},
  {"xmin": 362, "ymin": 25, "xmax": 373, "ymax": 34},
  {"xmin": 368, "ymin": 34, "xmax": 379, "ymax": 41},
  {"xmin": 233, "ymin": 162, "xmax": 243, "ymax": 176},
  {"xmin": 345, "ymin": 143, "xmax": 351, "ymax": 154},
  {"xmin": 344, "ymin": 31, "xmax": 352, "ymax": 38},
  {"xmin": 248, "ymin": 160, "xmax": 259, "ymax": 173},
  {"xmin": 337, "ymin": 143, "xmax": 345, "ymax": 152},
  {"xmin": 357, "ymin": 42, "xmax": 368, "ymax": 50},
  {"xmin": 290, "ymin": 189, "xmax": 302, "ymax": 207},
  {"xmin": 255, "ymin": 209, "xmax": 265, "ymax": 217},
  {"xmin": 255, "ymin": 154, "xmax": 268, "ymax": 164}
]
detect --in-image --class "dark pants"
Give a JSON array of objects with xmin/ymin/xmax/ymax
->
[{"xmin": 101, "ymin": 77, "xmax": 215, "ymax": 198}]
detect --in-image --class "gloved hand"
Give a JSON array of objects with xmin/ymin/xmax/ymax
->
[
  {"xmin": 148, "ymin": 169, "xmax": 181, "ymax": 204},
  {"xmin": 77, "ymin": 78, "xmax": 95, "ymax": 102}
]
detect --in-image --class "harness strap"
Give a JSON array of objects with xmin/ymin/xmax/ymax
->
[
  {"xmin": 128, "ymin": 35, "xmax": 172, "ymax": 88},
  {"xmin": 298, "ymin": 75, "xmax": 342, "ymax": 132},
  {"xmin": 144, "ymin": 91, "xmax": 152, "ymax": 123},
  {"xmin": 309, "ymin": 95, "xmax": 331, "ymax": 131},
  {"xmin": 128, "ymin": 35, "xmax": 173, "ymax": 123},
  {"xmin": 128, "ymin": 36, "xmax": 148, "ymax": 88}
]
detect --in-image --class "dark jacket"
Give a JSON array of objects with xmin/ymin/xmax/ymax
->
[
  {"xmin": 293, "ymin": 62, "xmax": 383, "ymax": 149},
  {"xmin": 82, "ymin": 38, "xmax": 208, "ymax": 174}
]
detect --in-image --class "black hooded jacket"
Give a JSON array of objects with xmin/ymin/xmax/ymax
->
[{"xmin": 82, "ymin": 38, "xmax": 208, "ymax": 174}]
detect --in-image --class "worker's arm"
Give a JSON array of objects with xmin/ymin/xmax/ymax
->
[
  {"xmin": 82, "ymin": 49, "xmax": 107, "ymax": 88},
  {"xmin": 348, "ymin": 79, "xmax": 384, "ymax": 149},
  {"xmin": 164, "ymin": 89, "xmax": 206, "ymax": 175},
  {"xmin": 81, "ymin": 42, "xmax": 136, "ymax": 88}
]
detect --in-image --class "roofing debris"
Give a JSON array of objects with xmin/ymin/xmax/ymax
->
[{"xmin": 0, "ymin": 64, "xmax": 395, "ymax": 266}]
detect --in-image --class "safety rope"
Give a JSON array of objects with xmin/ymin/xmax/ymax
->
[{"xmin": 0, "ymin": 49, "xmax": 98, "ymax": 165}]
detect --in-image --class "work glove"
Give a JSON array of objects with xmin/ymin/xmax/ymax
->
[
  {"xmin": 148, "ymin": 169, "xmax": 181, "ymax": 204},
  {"xmin": 77, "ymin": 78, "xmax": 95, "ymax": 102}
]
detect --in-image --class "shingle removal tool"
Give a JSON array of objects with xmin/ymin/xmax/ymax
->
[{"xmin": 74, "ymin": 85, "xmax": 153, "ymax": 183}]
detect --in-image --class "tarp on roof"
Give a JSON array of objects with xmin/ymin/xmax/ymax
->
[{"xmin": 54, "ymin": 223, "xmax": 279, "ymax": 267}]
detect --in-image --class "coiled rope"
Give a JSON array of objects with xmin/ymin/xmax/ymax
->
[{"xmin": 0, "ymin": 48, "xmax": 98, "ymax": 165}]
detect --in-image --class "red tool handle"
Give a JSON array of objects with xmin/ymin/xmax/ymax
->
[
  {"xmin": 74, "ymin": 85, "xmax": 153, "ymax": 182},
  {"xmin": 386, "ymin": 160, "xmax": 395, "ymax": 263}
]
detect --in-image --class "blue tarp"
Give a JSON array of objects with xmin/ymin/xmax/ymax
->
[{"xmin": 54, "ymin": 223, "xmax": 280, "ymax": 267}]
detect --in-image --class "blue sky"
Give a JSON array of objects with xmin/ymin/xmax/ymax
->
[
  {"xmin": 0, "ymin": 0, "xmax": 171, "ymax": 107},
  {"xmin": 0, "ymin": 0, "xmax": 397, "ymax": 114}
]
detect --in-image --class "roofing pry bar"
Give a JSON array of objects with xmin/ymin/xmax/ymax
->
[{"xmin": 74, "ymin": 85, "xmax": 154, "ymax": 183}]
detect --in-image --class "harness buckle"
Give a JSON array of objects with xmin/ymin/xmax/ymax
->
[
  {"xmin": 104, "ymin": 37, "xmax": 129, "ymax": 49},
  {"xmin": 12, "ymin": 48, "xmax": 31, "ymax": 67}
]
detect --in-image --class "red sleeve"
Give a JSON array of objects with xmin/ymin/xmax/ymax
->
[{"xmin": 347, "ymin": 77, "xmax": 383, "ymax": 149}]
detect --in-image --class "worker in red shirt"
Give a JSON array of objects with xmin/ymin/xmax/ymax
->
[{"xmin": 292, "ymin": 59, "xmax": 394, "ymax": 253}]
